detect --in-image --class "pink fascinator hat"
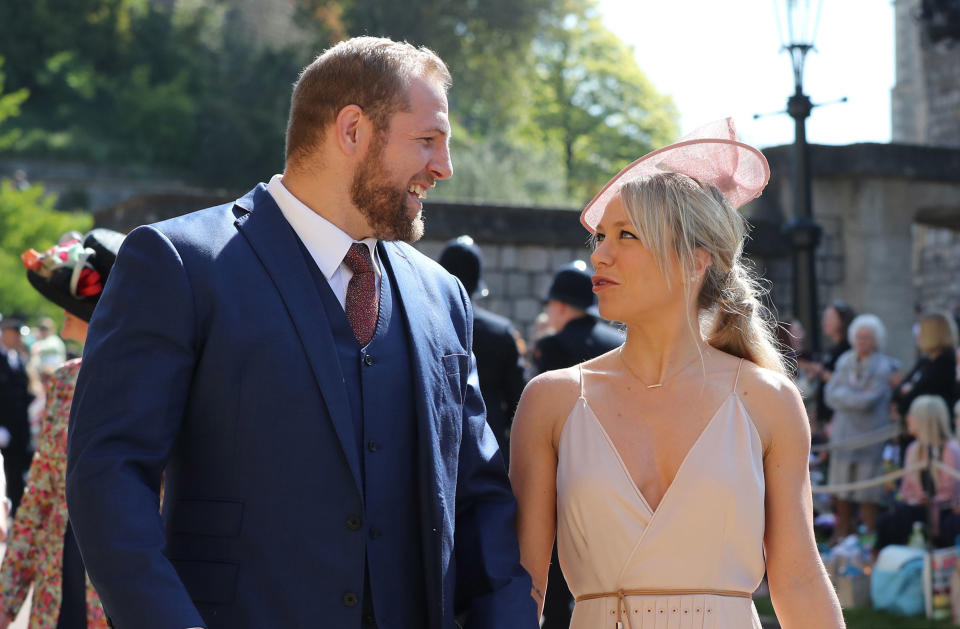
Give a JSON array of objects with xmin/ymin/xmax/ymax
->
[{"xmin": 580, "ymin": 118, "xmax": 771, "ymax": 233}]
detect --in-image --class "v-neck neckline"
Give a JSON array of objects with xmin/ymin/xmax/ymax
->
[{"xmin": 579, "ymin": 393, "xmax": 737, "ymax": 516}]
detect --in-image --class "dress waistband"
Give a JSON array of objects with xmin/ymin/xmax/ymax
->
[{"xmin": 574, "ymin": 589, "xmax": 752, "ymax": 629}]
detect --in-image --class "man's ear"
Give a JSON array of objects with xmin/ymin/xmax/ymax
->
[{"xmin": 333, "ymin": 105, "xmax": 368, "ymax": 156}]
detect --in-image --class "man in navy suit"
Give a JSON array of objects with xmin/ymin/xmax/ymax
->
[{"xmin": 66, "ymin": 37, "xmax": 536, "ymax": 629}]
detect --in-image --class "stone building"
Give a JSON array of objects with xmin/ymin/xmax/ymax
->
[{"xmin": 891, "ymin": 0, "xmax": 960, "ymax": 346}]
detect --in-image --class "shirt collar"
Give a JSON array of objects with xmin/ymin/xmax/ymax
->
[{"xmin": 266, "ymin": 174, "xmax": 379, "ymax": 280}]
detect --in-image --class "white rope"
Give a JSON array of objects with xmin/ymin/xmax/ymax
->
[
  {"xmin": 811, "ymin": 463, "xmax": 925, "ymax": 495},
  {"xmin": 932, "ymin": 460, "xmax": 960, "ymax": 481},
  {"xmin": 810, "ymin": 425, "xmax": 901, "ymax": 453}
]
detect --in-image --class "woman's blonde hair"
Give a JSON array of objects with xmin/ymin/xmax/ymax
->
[
  {"xmin": 917, "ymin": 312, "xmax": 958, "ymax": 355},
  {"xmin": 618, "ymin": 172, "xmax": 785, "ymax": 374},
  {"xmin": 908, "ymin": 394, "xmax": 953, "ymax": 449}
]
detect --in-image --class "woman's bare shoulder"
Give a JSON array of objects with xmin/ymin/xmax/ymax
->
[
  {"xmin": 736, "ymin": 360, "xmax": 810, "ymax": 453},
  {"xmin": 513, "ymin": 365, "xmax": 585, "ymax": 447},
  {"xmin": 520, "ymin": 366, "xmax": 582, "ymax": 414}
]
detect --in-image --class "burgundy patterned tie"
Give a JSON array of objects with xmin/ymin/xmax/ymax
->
[{"xmin": 343, "ymin": 243, "xmax": 378, "ymax": 345}]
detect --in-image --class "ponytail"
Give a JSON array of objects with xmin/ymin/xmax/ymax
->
[{"xmin": 702, "ymin": 258, "xmax": 785, "ymax": 374}]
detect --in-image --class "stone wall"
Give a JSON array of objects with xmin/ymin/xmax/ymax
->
[
  {"xmin": 0, "ymin": 158, "xmax": 200, "ymax": 213},
  {"xmin": 914, "ymin": 224, "xmax": 960, "ymax": 313},
  {"xmin": 924, "ymin": 41, "xmax": 960, "ymax": 147},
  {"xmin": 891, "ymin": 0, "xmax": 960, "ymax": 147},
  {"xmin": 760, "ymin": 142, "xmax": 960, "ymax": 365},
  {"xmin": 413, "ymin": 238, "xmax": 593, "ymax": 341}
]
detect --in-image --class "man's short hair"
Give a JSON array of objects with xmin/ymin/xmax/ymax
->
[{"xmin": 285, "ymin": 37, "xmax": 451, "ymax": 167}]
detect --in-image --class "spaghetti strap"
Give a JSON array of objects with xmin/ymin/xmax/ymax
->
[
  {"xmin": 733, "ymin": 358, "xmax": 745, "ymax": 391},
  {"xmin": 578, "ymin": 363, "xmax": 585, "ymax": 399}
]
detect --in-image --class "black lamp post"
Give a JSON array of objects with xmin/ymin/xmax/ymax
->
[{"xmin": 775, "ymin": 0, "xmax": 824, "ymax": 354}]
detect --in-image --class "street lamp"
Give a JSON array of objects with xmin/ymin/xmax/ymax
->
[{"xmin": 774, "ymin": 0, "xmax": 824, "ymax": 354}]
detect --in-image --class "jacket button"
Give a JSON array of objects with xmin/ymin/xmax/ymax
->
[
  {"xmin": 346, "ymin": 515, "xmax": 362, "ymax": 531},
  {"xmin": 368, "ymin": 440, "xmax": 378, "ymax": 452},
  {"xmin": 364, "ymin": 354, "xmax": 374, "ymax": 366},
  {"xmin": 343, "ymin": 592, "xmax": 359, "ymax": 607}
]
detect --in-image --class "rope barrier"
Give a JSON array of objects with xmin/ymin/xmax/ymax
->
[
  {"xmin": 810, "ymin": 425, "xmax": 900, "ymax": 453},
  {"xmin": 811, "ymin": 463, "xmax": 924, "ymax": 495},
  {"xmin": 932, "ymin": 460, "xmax": 960, "ymax": 481}
]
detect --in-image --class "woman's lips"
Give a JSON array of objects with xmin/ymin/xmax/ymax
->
[{"xmin": 592, "ymin": 275, "xmax": 618, "ymax": 292}]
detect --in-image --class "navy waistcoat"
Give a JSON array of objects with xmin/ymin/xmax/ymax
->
[{"xmin": 301, "ymin": 242, "xmax": 426, "ymax": 628}]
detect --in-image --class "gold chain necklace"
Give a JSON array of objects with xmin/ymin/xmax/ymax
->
[{"xmin": 618, "ymin": 347, "xmax": 702, "ymax": 390}]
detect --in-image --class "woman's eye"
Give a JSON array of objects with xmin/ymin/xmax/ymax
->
[
  {"xmin": 594, "ymin": 233, "xmax": 606, "ymax": 244},
  {"xmin": 620, "ymin": 230, "xmax": 637, "ymax": 239}
]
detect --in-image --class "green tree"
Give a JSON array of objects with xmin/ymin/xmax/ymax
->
[
  {"xmin": 0, "ymin": 56, "xmax": 92, "ymax": 320},
  {"xmin": 524, "ymin": 0, "xmax": 679, "ymax": 202},
  {"xmin": 338, "ymin": 0, "xmax": 553, "ymax": 137},
  {"xmin": 0, "ymin": 182, "xmax": 93, "ymax": 321},
  {"xmin": 0, "ymin": 57, "xmax": 28, "ymax": 150}
]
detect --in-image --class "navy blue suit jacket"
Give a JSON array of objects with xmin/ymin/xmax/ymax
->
[{"xmin": 66, "ymin": 185, "xmax": 536, "ymax": 629}]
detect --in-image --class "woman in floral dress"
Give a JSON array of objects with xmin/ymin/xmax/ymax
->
[{"xmin": 0, "ymin": 229, "xmax": 123, "ymax": 629}]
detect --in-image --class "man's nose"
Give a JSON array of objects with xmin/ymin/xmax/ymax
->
[{"xmin": 430, "ymin": 143, "xmax": 453, "ymax": 180}]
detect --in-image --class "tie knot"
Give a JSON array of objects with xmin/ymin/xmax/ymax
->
[{"xmin": 344, "ymin": 242, "xmax": 374, "ymax": 275}]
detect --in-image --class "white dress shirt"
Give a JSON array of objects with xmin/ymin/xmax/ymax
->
[{"xmin": 266, "ymin": 174, "xmax": 380, "ymax": 310}]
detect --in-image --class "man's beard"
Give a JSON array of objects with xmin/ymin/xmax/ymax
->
[{"xmin": 350, "ymin": 136, "xmax": 424, "ymax": 242}]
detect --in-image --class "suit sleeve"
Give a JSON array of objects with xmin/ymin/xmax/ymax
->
[
  {"xmin": 451, "ymin": 286, "xmax": 538, "ymax": 628},
  {"xmin": 501, "ymin": 326, "xmax": 527, "ymax": 428},
  {"xmin": 66, "ymin": 225, "xmax": 206, "ymax": 629}
]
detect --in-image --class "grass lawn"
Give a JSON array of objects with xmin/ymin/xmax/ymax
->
[{"xmin": 754, "ymin": 596, "xmax": 957, "ymax": 628}]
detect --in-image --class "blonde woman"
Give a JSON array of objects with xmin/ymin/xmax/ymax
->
[
  {"xmin": 876, "ymin": 395, "xmax": 960, "ymax": 551},
  {"xmin": 893, "ymin": 313, "xmax": 958, "ymax": 419},
  {"xmin": 510, "ymin": 120, "xmax": 843, "ymax": 629}
]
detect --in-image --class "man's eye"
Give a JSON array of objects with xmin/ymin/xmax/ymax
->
[{"xmin": 419, "ymin": 137, "xmax": 435, "ymax": 144}]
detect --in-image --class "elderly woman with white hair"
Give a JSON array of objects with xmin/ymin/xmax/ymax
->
[{"xmin": 825, "ymin": 313, "xmax": 899, "ymax": 540}]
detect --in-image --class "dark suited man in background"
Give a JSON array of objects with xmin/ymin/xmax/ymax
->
[
  {"xmin": 532, "ymin": 260, "xmax": 622, "ymax": 629},
  {"xmin": 0, "ymin": 315, "xmax": 33, "ymax": 515},
  {"xmin": 438, "ymin": 235, "xmax": 526, "ymax": 463},
  {"xmin": 67, "ymin": 37, "xmax": 535, "ymax": 629}
]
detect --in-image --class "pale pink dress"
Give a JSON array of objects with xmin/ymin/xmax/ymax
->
[{"xmin": 557, "ymin": 360, "xmax": 766, "ymax": 628}]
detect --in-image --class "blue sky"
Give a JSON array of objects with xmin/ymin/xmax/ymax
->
[{"xmin": 596, "ymin": 0, "xmax": 896, "ymax": 149}]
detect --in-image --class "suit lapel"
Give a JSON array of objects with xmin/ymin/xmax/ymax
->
[
  {"xmin": 234, "ymin": 185, "xmax": 362, "ymax": 492},
  {"xmin": 379, "ymin": 242, "xmax": 444, "ymax": 628}
]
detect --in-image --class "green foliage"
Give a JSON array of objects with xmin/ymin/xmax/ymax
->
[
  {"xmin": 435, "ymin": 122, "xmax": 569, "ymax": 206},
  {"xmin": 0, "ymin": 0, "xmax": 678, "ymax": 206},
  {"xmin": 0, "ymin": 1, "xmax": 304, "ymax": 188},
  {"xmin": 0, "ymin": 56, "xmax": 29, "ymax": 150},
  {"xmin": 0, "ymin": 181, "xmax": 93, "ymax": 321},
  {"xmin": 524, "ymin": 0, "xmax": 679, "ymax": 202}
]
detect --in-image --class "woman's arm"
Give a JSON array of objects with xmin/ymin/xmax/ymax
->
[
  {"xmin": 509, "ymin": 371, "xmax": 574, "ymax": 616},
  {"xmin": 746, "ymin": 368, "xmax": 845, "ymax": 629}
]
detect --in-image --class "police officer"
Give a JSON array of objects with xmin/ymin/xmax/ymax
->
[
  {"xmin": 438, "ymin": 236, "xmax": 526, "ymax": 462},
  {"xmin": 533, "ymin": 260, "xmax": 623, "ymax": 629}
]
